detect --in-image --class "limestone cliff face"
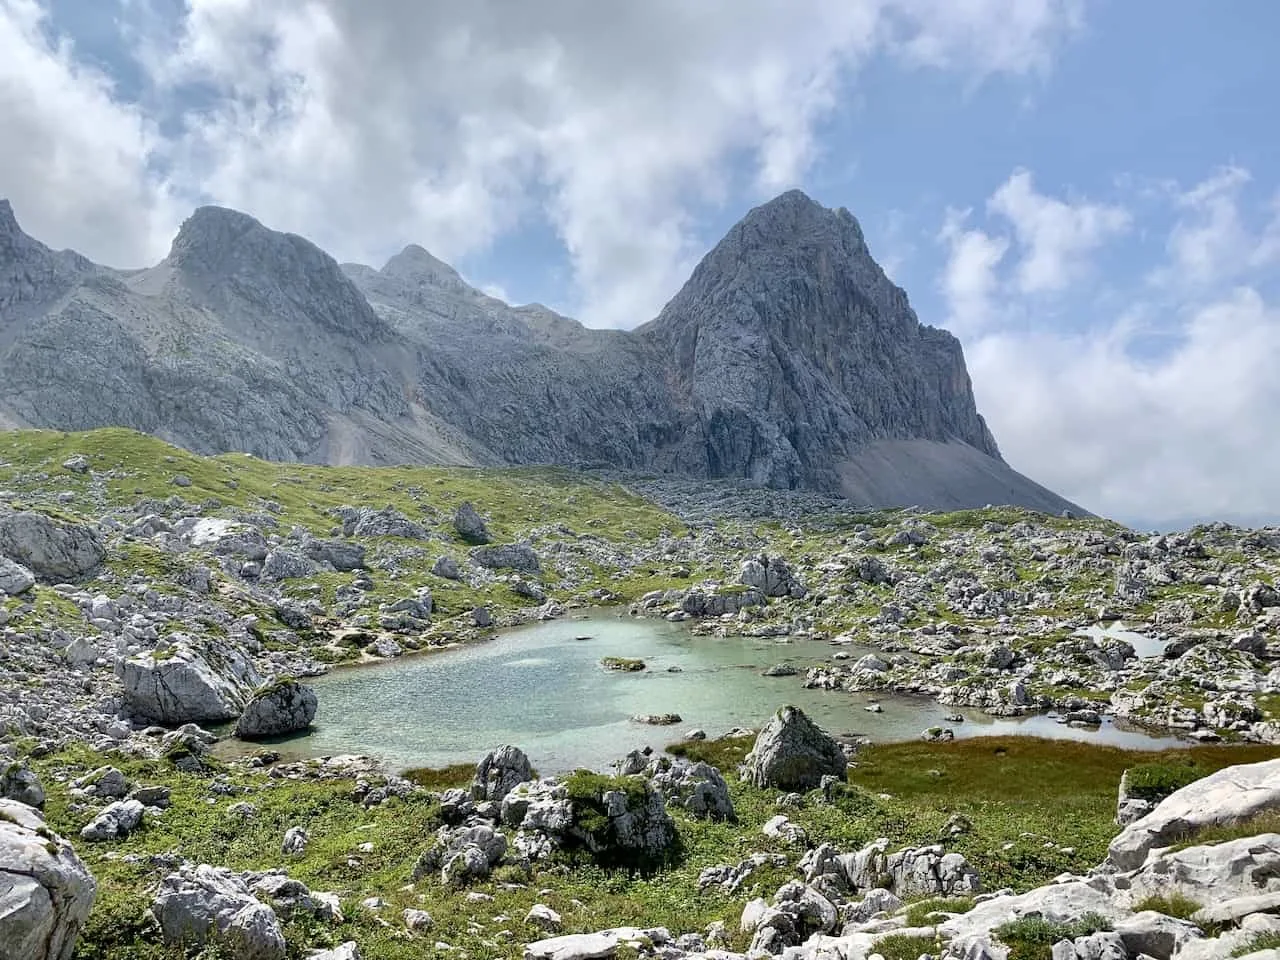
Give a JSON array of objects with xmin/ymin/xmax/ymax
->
[
  {"xmin": 0, "ymin": 192, "xmax": 1082, "ymax": 513},
  {"xmin": 640, "ymin": 190, "xmax": 999, "ymax": 490}
]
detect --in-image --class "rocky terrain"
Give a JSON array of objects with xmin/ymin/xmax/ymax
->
[
  {"xmin": 0, "ymin": 191, "xmax": 1077, "ymax": 512},
  {"xmin": 0, "ymin": 427, "xmax": 1278, "ymax": 958}
]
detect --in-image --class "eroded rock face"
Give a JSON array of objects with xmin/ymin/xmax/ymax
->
[
  {"xmin": 117, "ymin": 636, "xmax": 260, "ymax": 725},
  {"xmin": 642, "ymin": 756, "xmax": 735, "ymax": 821},
  {"xmin": 151, "ymin": 864, "xmax": 286, "ymax": 960},
  {"xmin": 740, "ymin": 706, "xmax": 847, "ymax": 791},
  {"xmin": 0, "ymin": 799, "xmax": 96, "ymax": 960},
  {"xmin": 1107, "ymin": 757, "xmax": 1280, "ymax": 871},
  {"xmin": 235, "ymin": 679, "xmax": 318, "ymax": 739},
  {"xmin": 0, "ymin": 510, "xmax": 105, "ymax": 581}
]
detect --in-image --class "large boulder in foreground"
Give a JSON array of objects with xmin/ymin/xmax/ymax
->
[
  {"xmin": 0, "ymin": 510, "xmax": 105, "ymax": 581},
  {"xmin": 151, "ymin": 864, "xmax": 285, "ymax": 960},
  {"xmin": 0, "ymin": 799, "xmax": 97, "ymax": 960},
  {"xmin": 1107, "ymin": 758, "xmax": 1280, "ymax": 871},
  {"xmin": 117, "ymin": 636, "xmax": 260, "ymax": 725},
  {"xmin": 235, "ymin": 680, "xmax": 317, "ymax": 740},
  {"xmin": 740, "ymin": 706, "xmax": 847, "ymax": 791}
]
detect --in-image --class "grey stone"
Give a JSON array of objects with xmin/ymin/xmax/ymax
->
[
  {"xmin": 0, "ymin": 556, "xmax": 34, "ymax": 595},
  {"xmin": 471, "ymin": 543, "xmax": 540, "ymax": 573},
  {"xmin": 740, "ymin": 705, "xmax": 847, "ymax": 791},
  {"xmin": 432, "ymin": 555, "xmax": 461, "ymax": 580},
  {"xmin": 0, "ymin": 799, "xmax": 96, "ymax": 960},
  {"xmin": 472, "ymin": 745, "xmax": 534, "ymax": 802},
  {"xmin": 1107, "ymin": 757, "xmax": 1280, "ymax": 870},
  {"xmin": 117, "ymin": 637, "xmax": 260, "ymax": 724},
  {"xmin": 80, "ymin": 799, "xmax": 145, "ymax": 842},
  {"xmin": 453, "ymin": 502, "xmax": 491, "ymax": 544},
  {"xmin": 0, "ymin": 763, "xmax": 45, "ymax": 807},
  {"xmin": 152, "ymin": 864, "xmax": 286, "ymax": 960},
  {"xmin": 0, "ymin": 510, "xmax": 105, "ymax": 580},
  {"xmin": 235, "ymin": 679, "xmax": 318, "ymax": 739}
]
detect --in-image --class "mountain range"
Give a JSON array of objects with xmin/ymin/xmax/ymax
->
[{"xmin": 0, "ymin": 190, "xmax": 1081, "ymax": 514}]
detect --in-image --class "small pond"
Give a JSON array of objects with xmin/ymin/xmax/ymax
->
[{"xmin": 238, "ymin": 611, "xmax": 1183, "ymax": 774}]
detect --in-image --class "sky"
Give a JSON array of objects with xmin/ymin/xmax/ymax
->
[{"xmin": 1, "ymin": 0, "xmax": 1278, "ymax": 529}]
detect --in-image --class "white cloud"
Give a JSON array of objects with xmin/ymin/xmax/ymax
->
[
  {"xmin": 970, "ymin": 287, "xmax": 1280, "ymax": 525},
  {"xmin": 950, "ymin": 164, "xmax": 1280, "ymax": 527},
  {"xmin": 0, "ymin": 0, "xmax": 174, "ymax": 265},
  {"xmin": 988, "ymin": 169, "xmax": 1130, "ymax": 293},
  {"xmin": 1, "ymin": 0, "xmax": 1087, "ymax": 325},
  {"xmin": 1162, "ymin": 165, "xmax": 1280, "ymax": 286},
  {"xmin": 937, "ymin": 207, "xmax": 1009, "ymax": 334}
]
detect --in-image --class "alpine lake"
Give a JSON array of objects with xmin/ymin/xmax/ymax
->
[{"xmin": 224, "ymin": 610, "xmax": 1181, "ymax": 773}]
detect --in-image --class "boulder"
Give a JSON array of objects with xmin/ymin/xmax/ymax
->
[
  {"xmin": 740, "ymin": 706, "xmax": 847, "ymax": 791},
  {"xmin": 80, "ymin": 799, "xmax": 145, "ymax": 842},
  {"xmin": 941, "ymin": 881, "xmax": 1129, "ymax": 947},
  {"xmin": 71, "ymin": 766, "xmax": 129, "ymax": 799},
  {"xmin": 0, "ymin": 799, "xmax": 96, "ymax": 960},
  {"xmin": 260, "ymin": 549, "xmax": 317, "ymax": 581},
  {"xmin": 118, "ymin": 636, "xmax": 260, "ymax": 725},
  {"xmin": 739, "ymin": 554, "xmax": 807, "ymax": 598},
  {"xmin": 152, "ymin": 864, "xmax": 286, "ymax": 960},
  {"xmin": 503, "ymin": 776, "xmax": 677, "ymax": 867},
  {"xmin": 471, "ymin": 543, "xmax": 540, "ymax": 573},
  {"xmin": 307, "ymin": 945, "xmax": 360, "ymax": 960},
  {"xmin": 1116, "ymin": 833, "xmax": 1280, "ymax": 909},
  {"xmin": 303, "ymin": 538, "xmax": 366, "ymax": 572},
  {"xmin": 453, "ymin": 502, "xmax": 492, "ymax": 544},
  {"xmin": 412, "ymin": 824, "xmax": 507, "ymax": 885},
  {"xmin": 643, "ymin": 756, "xmax": 734, "ymax": 821},
  {"xmin": 432, "ymin": 555, "xmax": 461, "ymax": 580},
  {"xmin": 0, "ymin": 510, "xmax": 105, "ymax": 581},
  {"xmin": 1107, "ymin": 758, "xmax": 1280, "ymax": 871},
  {"xmin": 342, "ymin": 506, "xmax": 430, "ymax": 540},
  {"xmin": 0, "ymin": 556, "xmax": 34, "ymax": 596},
  {"xmin": 1115, "ymin": 768, "xmax": 1157, "ymax": 827},
  {"xmin": 235, "ymin": 680, "xmax": 318, "ymax": 739},
  {"xmin": 472, "ymin": 745, "xmax": 534, "ymax": 802},
  {"xmin": 843, "ymin": 838, "xmax": 981, "ymax": 897},
  {"xmin": 0, "ymin": 763, "xmax": 45, "ymax": 807}
]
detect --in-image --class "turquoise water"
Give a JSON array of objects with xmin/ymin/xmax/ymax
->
[{"xmin": 261, "ymin": 610, "xmax": 1181, "ymax": 773}]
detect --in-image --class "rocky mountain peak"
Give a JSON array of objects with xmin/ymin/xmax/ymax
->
[
  {"xmin": 381, "ymin": 244, "xmax": 468, "ymax": 290},
  {"xmin": 0, "ymin": 200, "xmax": 94, "ymax": 316},
  {"xmin": 163, "ymin": 205, "xmax": 391, "ymax": 345},
  {"xmin": 0, "ymin": 199, "xmax": 18, "ymax": 237},
  {"xmin": 165, "ymin": 206, "xmax": 270, "ymax": 272}
]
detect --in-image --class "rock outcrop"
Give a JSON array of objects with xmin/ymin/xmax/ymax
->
[
  {"xmin": 0, "ymin": 799, "xmax": 96, "ymax": 960},
  {"xmin": 1107, "ymin": 757, "xmax": 1280, "ymax": 871},
  {"xmin": 0, "ymin": 192, "xmax": 1081, "ymax": 513}
]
